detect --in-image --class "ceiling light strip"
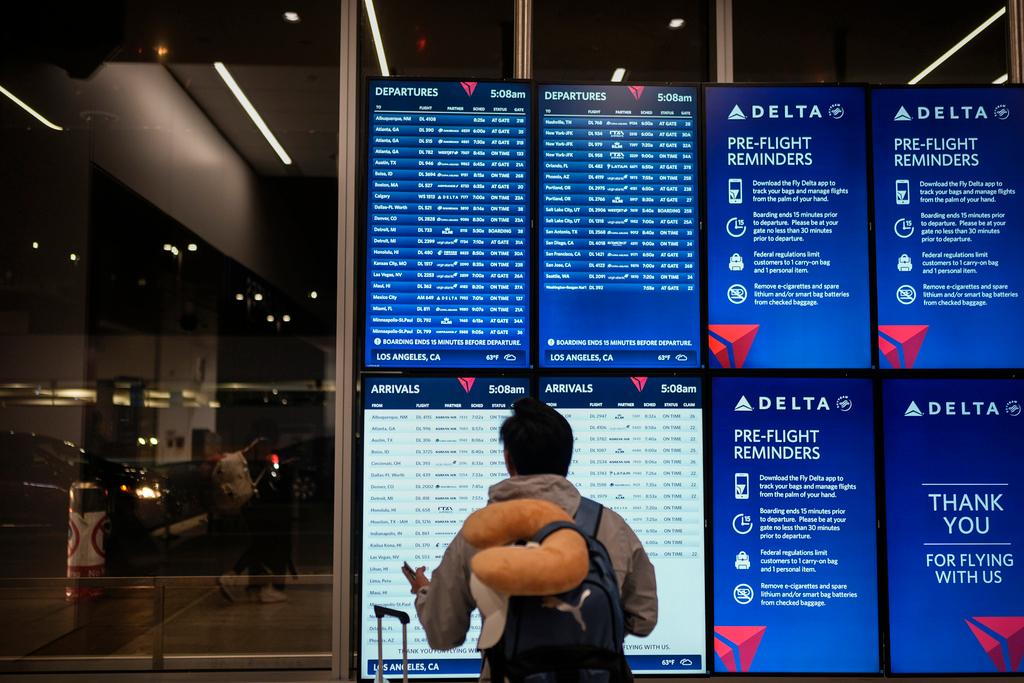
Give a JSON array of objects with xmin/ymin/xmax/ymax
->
[
  {"xmin": 908, "ymin": 7, "xmax": 1006, "ymax": 84},
  {"xmin": 364, "ymin": 0, "xmax": 391, "ymax": 77},
  {"xmin": 213, "ymin": 61, "xmax": 292, "ymax": 165},
  {"xmin": 611, "ymin": 68, "xmax": 627, "ymax": 82},
  {"xmin": 0, "ymin": 84, "xmax": 63, "ymax": 131},
  {"xmin": 993, "ymin": 73, "xmax": 1009, "ymax": 84}
]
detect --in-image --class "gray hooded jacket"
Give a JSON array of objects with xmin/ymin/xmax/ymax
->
[{"xmin": 414, "ymin": 474, "xmax": 658, "ymax": 668}]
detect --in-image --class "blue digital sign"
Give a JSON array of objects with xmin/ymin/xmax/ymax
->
[
  {"xmin": 361, "ymin": 375, "xmax": 530, "ymax": 678},
  {"xmin": 872, "ymin": 87, "xmax": 1024, "ymax": 368},
  {"xmin": 540, "ymin": 375, "xmax": 706, "ymax": 674},
  {"xmin": 538, "ymin": 84, "xmax": 700, "ymax": 368},
  {"xmin": 705, "ymin": 86, "xmax": 871, "ymax": 368},
  {"xmin": 365, "ymin": 80, "xmax": 530, "ymax": 368},
  {"xmin": 712, "ymin": 377, "xmax": 879, "ymax": 673},
  {"xmin": 883, "ymin": 379, "xmax": 1024, "ymax": 674}
]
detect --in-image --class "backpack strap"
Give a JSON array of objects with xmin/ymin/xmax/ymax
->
[
  {"xmin": 574, "ymin": 497, "xmax": 604, "ymax": 538},
  {"xmin": 531, "ymin": 520, "xmax": 582, "ymax": 544}
]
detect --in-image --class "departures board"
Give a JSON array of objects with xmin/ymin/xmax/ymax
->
[
  {"xmin": 365, "ymin": 80, "xmax": 530, "ymax": 369},
  {"xmin": 538, "ymin": 85, "xmax": 701, "ymax": 369}
]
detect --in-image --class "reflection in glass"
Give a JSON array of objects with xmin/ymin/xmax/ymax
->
[
  {"xmin": 734, "ymin": 0, "xmax": 1008, "ymax": 84},
  {"xmin": 0, "ymin": 1, "xmax": 338, "ymax": 672}
]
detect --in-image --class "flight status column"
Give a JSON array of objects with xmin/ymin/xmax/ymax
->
[
  {"xmin": 538, "ymin": 84, "xmax": 700, "ymax": 369},
  {"xmin": 872, "ymin": 87, "xmax": 1024, "ymax": 369},
  {"xmin": 361, "ymin": 376, "xmax": 529, "ymax": 679},
  {"xmin": 541, "ymin": 375, "xmax": 706, "ymax": 674},
  {"xmin": 365, "ymin": 80, "xmax": 530, "ymax": 369}
]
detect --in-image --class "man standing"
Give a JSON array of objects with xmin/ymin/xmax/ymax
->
[{"xmin": 404, "ymin": 396, "xmax": 657, "ymax": 674}]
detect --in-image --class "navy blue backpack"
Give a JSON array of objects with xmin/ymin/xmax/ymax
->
[{"xmin": 485, "ymin": 498, "xmax": 632, "ymax": 683}]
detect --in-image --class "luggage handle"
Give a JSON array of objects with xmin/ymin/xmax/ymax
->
[
  {"xmin": 373, "ymin": 604, "xmax": 410, "ymax": 683},
  {"xmin": 374, "ymin": 604, "xmax": 411, "ymax": 623}
]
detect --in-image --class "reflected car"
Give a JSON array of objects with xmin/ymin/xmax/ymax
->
[
  {"xmin": 276, "ymin": 436, "xmax": 334, "ymax": 503},
  {"xmin": 0, "ymin": 432, "xmax": 170, "ymax": 535}
]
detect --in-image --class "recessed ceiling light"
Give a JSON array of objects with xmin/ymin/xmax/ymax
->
[
  {"xmin": 254, "ymin": 293, "xmax": 264, "ymax": 301},
  {"xmin": 31, "ymin": 241, "xmax": 39, "ymax": 249},
  {"xmin": 668, "ymin": 18, "xmax": 685, "ymax": 29},
  {"xmin": 611, "ymin": 68, "xmax": 627, "ymax": 82},
  {"xmin": 283, "ymin": 11, "xmax": 301, "ymax": 23},
  {"xmin": 282, "ymin": 314, "xmax": 291, "ymax": 322},
  {"xmin": 309, "ymin": 290, "xmax": 318, "ymax": 299},
  {"xmin": 235, "ymin": 293, "xmax": 244, "ymax": 301},
  {"xmin": 69, "ymin": 253, "xmax": 78, "ymax": 262},
  {"xmin": 267, "ymin": 314, "xmax": 275, "ymax": 323},
  {"xmin": 187, "ymin": 243, "xmax": 198, "ymax": 252}
]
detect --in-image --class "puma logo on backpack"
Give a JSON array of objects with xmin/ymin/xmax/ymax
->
[{"xmin": 541, "ymin": 589, "xmax": 591, "ymax": 632}]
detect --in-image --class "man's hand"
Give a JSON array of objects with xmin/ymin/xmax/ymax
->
[{"xmin": 403, "ymin": 565, "xmax": 430, "ymax": 594}]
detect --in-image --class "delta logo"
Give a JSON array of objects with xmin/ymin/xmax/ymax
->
[
  {"xmin": 892, "ymin": 104, "xmax": 1005, "ymax": 121},
  {"xmin": 965, "ymin": 616, "xmax": 1024, "ymax": 672},
  {"xmin": 457, "ymin": 377, "xmax": 475, "ymax": 393},
  {"xmin": 630, "ymin": 376, "xmax": 648, "ymax": 392},
  {"xmin": 708, "ymin": 324, "xmax": 759, "ymax": 368},
  {"xmin": 460, "ymin": 81, "xmax": 478, "ymax": 97},
  {"xmin": 734, "ymin": 395, "xmax": 833, "ymax": 412},
  {"xmin": 727, "ymin": 103, "xmax": 841, "ymax": 120},
  {"xmin": 627, "ymin": 85, "xmax": 645, "ymax": 101},
  {"xmin": 878, "ymin": 324, "xmax": 928, "ymax": 369},
  {"xmin": 713, "ymin": 625, "xmax": 766, "ymax": 673},
  {"xmin": 903, "ymin": 399, "xmax": 1018, "ymax": 417}
]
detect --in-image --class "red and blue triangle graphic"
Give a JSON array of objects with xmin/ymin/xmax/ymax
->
[
  {"xmin": 713, "ymin": 625, "xmax": 766, "ymax": 673},
  {"xmin": 878, "ymin": 324, "xmax": 928, "ymax": 369},
  {"xmin": 708, "ymin": 324, "xmax": 759, "ymax": 369},
  {"xmin": 966, "ymin": 616, "xmax": 1024, "ymax": 672}
]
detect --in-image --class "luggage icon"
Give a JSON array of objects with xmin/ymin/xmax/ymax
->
[{"xmin": 735, "ymin": 551, "xmax": 751, "ymax": 570}]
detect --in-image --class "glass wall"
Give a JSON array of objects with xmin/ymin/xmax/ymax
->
[
  {"xmin": 734, "ymin": 0, "xmax": 1008, "ymax": 83},
  {"xmin": 0, "ymin": 1, "xmax": 338, "ymax": 672},
  {"xmin": 534, "ymin": 0, "xmax": 709, "ymax": 82},
  {"xmin": 360, "ymin": 0, "xmax": 514, "ymax": 78}
]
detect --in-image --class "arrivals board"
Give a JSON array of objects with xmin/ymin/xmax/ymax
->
[
  {"xmin": 705, "ymin": 86, "xmax": 871, "ymax": 368},
  {"xmin": 711, "ymin": 377, "xmax": 880, "ymax": 673},
  {"xmin": 365, "ymin": 80, "xmax": 530, "ymax": 368},
  {"xmin": 540, "ymin": 375, "xmax": 706, "ymax": 674},
  {"xmin": 872, "ymin": 87, "xmax": 1024, "ymax": 368},
  {"xmin": 538, "ymin": 84, "xmax": 700, "ymax": 369},
  {"xmin": 361, "ymin": 376, "xmax": 530, "ymax": 678},
  {"xmin": 883, "ymin": 379, "xmax": 1024, "ymax": 674}
]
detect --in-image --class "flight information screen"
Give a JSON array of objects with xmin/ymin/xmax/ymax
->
[
  {"xmin": 365, "ymin": 80, "xmax": 530, "ymax": 369},
  {"xmin": 361, "ymin": 376, "xmax": 530, "ymax": 678},
  {"xmin": 711, "ymin": 377, "xmax": 879, "ymax": 673},
  {"xmin": 538, "ymin": 84, "xmax": 700, "ymax": 369},
  {"xmin": 540, "ymin": 375, "xmax": 706, "ymax": 674},
  {"xmin": 872, "ymin": 87, "xmax": 1024, "ymax": 368},
  {"xmin": 705, "ymin": 86, "xmax": 871, "ymax": 368},
  {"xmin": 883, "ymin": 379, "xmax": 1023, "ymax": 674}
]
